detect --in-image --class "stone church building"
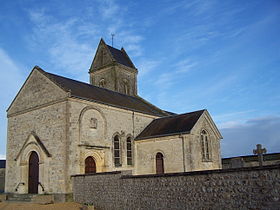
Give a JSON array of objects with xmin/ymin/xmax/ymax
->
[{"xmin": 5, "ymin": 39, "xmax": 222, "ymax": 196}]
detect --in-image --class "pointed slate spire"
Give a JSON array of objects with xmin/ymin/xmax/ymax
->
[
  {"xmin": 89, "ymin": 38, "xmax": 136, "ymax": 72},
  {"xmin": 89, "ymin": 38, "xmax": 138, "ymax": 96}
]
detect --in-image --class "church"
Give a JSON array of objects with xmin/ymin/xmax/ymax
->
[{"xmin": 5, "ymin": 39, "xmax": 222, "ymax": 196}]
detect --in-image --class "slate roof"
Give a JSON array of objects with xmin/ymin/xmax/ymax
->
[
  {"xmin": 107, "ymin": 45, "xmax": 135, "ymax": 68},
  {"xmin": 39, "ymin": 68, "xmax": 168, "ymax": 117},
  {"xmin": 136, "ymin": 110, "xmax": 205, "ymax": 140},
  {"xmin": 0, "ymin": 160, "xmax": 5, "ymax": 168}
]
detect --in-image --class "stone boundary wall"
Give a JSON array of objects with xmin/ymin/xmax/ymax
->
[
  {"xmin": 0, "ymin": 169, "xmax": 5, "ymax": 193},
  {"xmin": 72, "ymin": 165, "xmax": 280, "ymax": 210}
]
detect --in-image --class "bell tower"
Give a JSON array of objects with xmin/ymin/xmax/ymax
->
[{"xmin": 89, "ymin": 39, "xmax": 138, "ymax": 96}]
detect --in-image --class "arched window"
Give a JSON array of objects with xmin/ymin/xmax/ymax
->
[
  {"xmin": 126, "ymin": 137, "xmax": 133, "ymax": 165},
  {"xmin": 156, "ymin": 152, "xmax": 164, "ymax": 174},
  {"xmin": 85, "ymin": 156, "xmax": 96, "ymax": 174},
  {"xmin": 114, "ymin": 135, "xmax": 121, "ymax": 166},
  {"xmin": 99, "ymin": 79, "xmax": 106, "ymax": 88},
  {"xmin": 201, "ymin": 130, "xmax": 211, "ymax": 161}
]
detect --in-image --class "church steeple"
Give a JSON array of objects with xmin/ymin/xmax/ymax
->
[{"xmin": 89, "ymin": 38, "xmax": 138, "ymax": 96}]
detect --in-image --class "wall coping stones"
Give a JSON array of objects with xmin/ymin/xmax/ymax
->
[
  {"xmin": 120, "ymin": 164, "xmax": 280, "ymax": 179},
  {"xmin": 71, "ymin": 171, "xmax": 121, "ymax": 177},
  {"xmin": 71, "ymin": 164, "xmax": 280, "ymax": 179}
]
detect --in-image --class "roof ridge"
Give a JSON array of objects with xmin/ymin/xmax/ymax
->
[
  {"xmin": 45, "ymin": 71, "xmax": 144, "ymax": 99},
  {"xmin": 106, "ymin": 44, "xmax": 121, "ymax": 51},
  {"xmin": 41, "ymin": 69, "xmax": 168, "ymax": 117},
  {"xmin": 152, "ymin": 109, "xmax": 206, "ymax": 121},
  {"xmin": 105, "ymin": 44, "xmax": 135, "ymax": 69},
  {"xmin": 135, "ymin": 96, "xmax": 169, "ymax": 116}
]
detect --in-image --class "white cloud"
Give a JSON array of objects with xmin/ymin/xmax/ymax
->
[
  {"xmin": 137, "ymin": 60, "xmax": 161, "ymax": 78},
  {"xmin": 27, "ymin": 9, "xmax": 102, "ymax": 81},
  {"xmin": 27, "ymin": 3, "xmax": 144, "ymax": 81},
  {"xmin": 174, "ymin": 58, "xmax": 197, "ymax": 73},
  {"xmin": 0, "ymin": 48, "xmax": 25, "ymax": 106},
  {"xmin": 214, "ymin": 110, "xmax": 256, "ymax": 128},
  {"xmin": 0, "ymin": 48, "xmax": 25, "ymax": 158},
  {"xmin": 221, "ymin": 116, "xmax": 280, "ymax": 158},
  {"xmin": 98, "ymin": 0, "xmax": 120, "ymax": 20},
  {"xmin": 155, "ymin": 72, "xmax": 174, "ymax": 88}
]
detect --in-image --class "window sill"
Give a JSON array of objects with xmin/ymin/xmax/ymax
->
[{"xmin": 202, "ymin": 159, "xmax": 213, "ymax": 162}]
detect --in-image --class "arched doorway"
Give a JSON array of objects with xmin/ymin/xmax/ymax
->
[
  {"xmin": 156, "ymin": 152, "xmax": 164, "ymax": 174},
  {"xmin": 28, "ymin": 151, "xmax": 39, "ymax": 194},
  {"xmin": 85, "ymin": 156, "xmax": 96, "ymax": 174}
]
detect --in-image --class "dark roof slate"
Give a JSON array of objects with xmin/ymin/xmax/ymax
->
[
  {"xmin": 106, "ymin": 45, "xmax": 135, "ymax": 68},
  {"xmin": 136, "ymin": 110, "xmax": 205, "ymax": 140},
  {"xmin": 40, "ymin": 69, "xmax": 167, "ymax": 117},
  {"xmin": 0, "ymin": 160, "xmax": 5, "ymax": 168}
]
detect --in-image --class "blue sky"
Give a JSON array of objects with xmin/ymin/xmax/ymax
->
[{"xmin": 0, "ymin": 0, "xmax": 279, "ymax": 159}]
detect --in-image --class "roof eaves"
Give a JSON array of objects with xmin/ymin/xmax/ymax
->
[
  {"xmin": 69, "ymin": 95, "xmax": 165, "ymax": 118},
  {"xmin": 135, "ymin": 96, "xmax": 170, "ymax": 117},
  {"xmin": 121, "ymin": 47, "xmax": 136, "ymax": 69},
  {"xmin": 203, "ymin": 110, "xmax": 223, "ymax": 139},
  {"xmin": 135, "ymin": 131, "xmax": 191, "ymax": 141},
  {"xmin": 6, "ymin": 66, "xmax": 38, "ymax": 113}
]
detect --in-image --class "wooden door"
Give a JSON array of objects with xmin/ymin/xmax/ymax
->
[
  {"xmin": 85, "ymin": 156, "xmax": 96, "ymax": 174},
  {"xmin": 28, "ymin": 151, "xmax": 39, "ymax": 194},
  {"xmin": 156, "ymin": 153, "xmax": 164, "ymax": 174}
]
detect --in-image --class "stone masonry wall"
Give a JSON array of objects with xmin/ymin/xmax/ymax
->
[
  {"xmin": 73, "ymin": 164, "xmax": 280, "ymax": 210},
  {"xmin": 0, "ymin": 169, "xmax": 5, "ymax": 193}
]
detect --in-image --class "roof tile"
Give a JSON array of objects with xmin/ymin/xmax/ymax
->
[
  {"xmin": 107, "ymin": 45, "xmax": 135, "ymax": 68},
  {"xmin": 42, "ymin": 70, "xmax": 168, "ymax": 117},
  {"xmin": 136, "ymin": 110, "xmax": 205, "ymax": 140}
]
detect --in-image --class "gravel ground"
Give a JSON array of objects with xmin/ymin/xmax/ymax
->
[{"xmin": 0, "ymin": 202, "xmax": 85, "ymax": 210}]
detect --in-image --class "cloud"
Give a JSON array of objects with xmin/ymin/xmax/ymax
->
[
  {"xmin": 98, "ymin": 0, "xmax": 121, "ymax": 20},
  {"xmin": 26, "ymin": 3, "xmax": 144, "ymax": 80},
  {"xmin": 0, "ymin": 154, "xmax": 6, "ymax": 160},
  {"xmin": 0, "ymin": 48, "xmax": 26, "ymax": 157},
  {"xmin": 0, "ymin": 48, "xmax": 26, "ymax": 105},
  {"xmin": 215, "ymin": 110, "xmax": 256, "ymax": 128},
  {"xmin": 220, "ymin": 116, "xmax": 280, "ymax": 158},
  {"xmin": 137, "ymin": 60, "xmax": 161, "ymax": 78},
  {"xmin": 174, "ymin": 59, "xmax": 197, "ymax": 73},
  {"xmin": 27, "ymin": 9, "xmax": 98, "ymax": 82}
]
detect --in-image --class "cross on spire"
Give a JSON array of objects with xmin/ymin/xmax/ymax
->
[
  {"xmin": 111, "ymin": 33, "xmax": 115, "ymax": 47},
  {"xmin": 253, "ymin": 144, "xmax": 267, "ymax": 166}
]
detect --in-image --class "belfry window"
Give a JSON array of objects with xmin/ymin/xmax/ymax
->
[
  {"xmin": 123, "ymin": 79, "xmax": 129, "ymax": 94},
  {"xmin": 114, "ymin": 135, "xmax": 121, "ymax": 166},
  {"xmin": 201, "ymin": 130, "xmax": 211, "ymax": 161},
  {"xmin": 99, "ymin": 79, "xmax": 106, "ymax": 88},
  {"xmin": 127, "ymin": 137, "xmax": 133, "ymax": 165}
]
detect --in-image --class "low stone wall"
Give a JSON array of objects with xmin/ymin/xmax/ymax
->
[
  {"xmin": 72, "ymin": 165, "xmax": 280, "ymax": 210},
  {"xmin": 0, "ymin": 169, "xmax": 5, "ymax": 193}
]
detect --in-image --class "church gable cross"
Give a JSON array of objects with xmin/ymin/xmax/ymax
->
[{"xmin": 253, "ymin": 144, "xmax": 267, "ymax": 166}]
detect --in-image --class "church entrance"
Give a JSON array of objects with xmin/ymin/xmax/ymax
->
[
  {"xmin": 28, "ymin": 151, "xmax": 39, "ymax": 194},
  {"xmin": 85, "ymin": 156, "xmax": 96, "ymax": 174},
  {"xmin": 156, "ymin": 152, "xmax": 164, "ymax": 174}
]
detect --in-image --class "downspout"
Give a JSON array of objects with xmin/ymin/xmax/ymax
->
[
  {"xmin": 132, "ymin": 111, "xmax": 135, "ymax": 137},
  {"xmin": 132, "ymin": 111, "xmax": 135, "ymax": 170},
  {"xmin": 180, "ymin": 134, "xmax": 186, "ymax": 172}
]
